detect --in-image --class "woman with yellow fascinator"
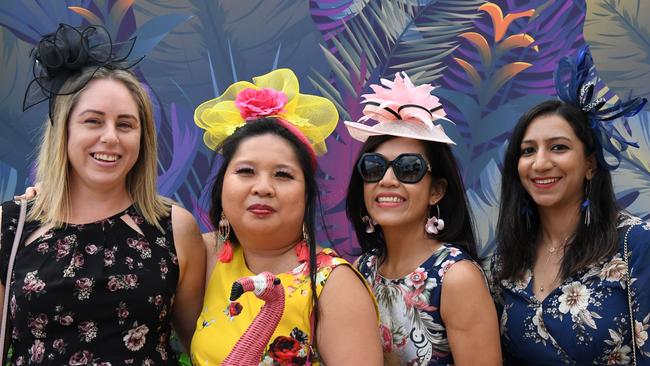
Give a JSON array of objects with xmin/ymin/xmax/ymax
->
[{"xmin": 190, "ymin": 69, "xmax": 382, "ymax": 365}]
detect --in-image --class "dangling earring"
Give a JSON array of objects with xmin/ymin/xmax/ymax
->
[
  {"xmin": 218, "ymin": 212, "xmax": 233, "ymax": 263},
  {"xmin": 294, "ymin": 224, "xmax": 309, "ymax": 262},
  {"xmin": 425, "ymin": 204, "xmax": 445, "ymax": 235},
  {"xmin": 581, "ymin": 180, "xmax": 592, "ymax": 226},
  {"xmin": 521, "ymin": 197, "xmax": 534, "ymax": 231},
  {"xmin": 361, "ymin": 215, "xmax": 376, "ymax": 234}
]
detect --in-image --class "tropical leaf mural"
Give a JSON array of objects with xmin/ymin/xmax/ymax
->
[
  {"xmin": 0, "ymin": 0, "xmax": 648, "ymax": 310},
  {"xmin": 612, "ymin": 111, "xmax": 650, "ymax": 219},
  {"xmin": 308, "ymin": 0, "xmax": 483, "ymax": 254},
  {"xmin": 310, "ymin": 0, "xmax": 483, "ymax": 118},
  {"xmin": 0, "ymin": 161, "xmax": 18, "ymax": 203},
  {"xmin": 584, "ymin": 0, "xmax": 650, "ymax": 104},
  {"xmin": 466, "ymin": 157, "xmax": 503, "ymax": 259},
  {"xmin": 437, "ymin": 1, "xmax": 586, "ymax": 187}
]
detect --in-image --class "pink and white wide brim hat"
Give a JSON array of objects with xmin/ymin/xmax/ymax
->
[{"xmin": 344, "ymin": 72, "xmax": 456, "ymax": 145}]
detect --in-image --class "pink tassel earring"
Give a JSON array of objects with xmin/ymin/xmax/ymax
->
[
  {"xmin": 218, "ymin": 212, "xmax": 233, "ymax": 263},
  {"xmin": 425, "ymin": 204, "xmax": 445, "ymax": 235},
  {"xmin": 295, "ymin": 224, "xmax": 310, "ymax": 262}
]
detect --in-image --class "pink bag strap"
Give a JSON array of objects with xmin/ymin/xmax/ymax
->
[{"xmin": 1, "ymin": 200, "xmax": 27, "ymax": 363}]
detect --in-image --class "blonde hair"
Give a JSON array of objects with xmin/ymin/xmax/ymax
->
[{"xmin": 28, "ymin": 67, "xmax": 171, "ymax": 229}]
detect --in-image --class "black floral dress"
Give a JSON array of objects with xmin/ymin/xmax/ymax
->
[{"xmin": 0, "ymin": 200, "xmax": 179, "ymax": 365}]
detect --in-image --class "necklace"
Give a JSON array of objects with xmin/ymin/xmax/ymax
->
[{"xmin": 537, "ymin": 240, "xmax": 564, "ymax": 293}]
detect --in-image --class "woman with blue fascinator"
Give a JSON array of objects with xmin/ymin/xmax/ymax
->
[
  {"xmin": 492, "ymin": 46, "xmax": 650, "ymax": 365},
  {"xmin": 344, "ymin": 73, "xmax": 501, "ymax": 365},
  {"xmin": 0, "ymin": 24, "xmax": 206, "ymax": 364}
]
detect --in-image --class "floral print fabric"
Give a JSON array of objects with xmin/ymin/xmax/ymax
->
[
  {"xmin": 356, "ymin": 243, "xmax": 475, "ymax": 365},
  {"xmin": 191, "ymin": 245, "xmax": 364, "ymax": 366},
  {"xmin": 492, "ymin": 213, "xmax": 650, "ymax": 365},
  {"xmin": 0, "ymin": 200, "xmax": 180, "ymax": 365}
]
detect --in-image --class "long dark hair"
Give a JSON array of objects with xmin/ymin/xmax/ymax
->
[
  {"xmin": 209, "ymin": 117, "xmax": 323, "ymax": 339},
  {"xmin": 346, "ymin": 135, "xmax": 478, "ymax": 261},
  {"xmin": 495, "ymin": 100, "xmax": 619, "ymax": 282}
]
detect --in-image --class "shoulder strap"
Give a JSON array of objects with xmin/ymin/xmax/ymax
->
[
  {"xmin": 1, "ymin": 199, "xmax": 27, "ymax": 363},
  {"xmin": 623, "ymin": 224, "xmax": 637, "ymax": 366},
  {"xmin": 305, "ymin": 308, "xmax": 315, "ymax": 366}
]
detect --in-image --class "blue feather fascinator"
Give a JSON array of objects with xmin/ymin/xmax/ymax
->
[{"xmin": 554, "ymin": 46, "xmax": 647, "ymax": 169}]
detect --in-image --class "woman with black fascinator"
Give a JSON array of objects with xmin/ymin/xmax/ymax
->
[
  {"xmin": 0, "ymin": 24, "xmax": 205, "ymax": 364},
  {"xmin": 492, "ymin": 46, "xmax": 650, "ymax": 365}
]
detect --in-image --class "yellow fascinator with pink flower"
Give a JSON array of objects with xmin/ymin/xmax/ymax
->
[{"xmin": 194, "ymin": 68, "xmax": 339, "ymax": 158}]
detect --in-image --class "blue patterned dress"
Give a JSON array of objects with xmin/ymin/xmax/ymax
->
[
  {"xmin": 357, "ymin": 243, "xmax": 476, "ymax": 365},
  {"xmin": 492, "ymin": 214, "xmax": 650, "ymax": 365}
]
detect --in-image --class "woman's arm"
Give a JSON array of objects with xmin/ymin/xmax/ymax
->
[
  {"xmin": 202, "ymin": 231, "xmax": 218, "ymax": 288},
  {"xmin": 317, "ymin": 265, "xmax": 382, "ymax": 365},
  {"xmin": 441, "ymin": 260, "xmax": 502, "ymax": 366},
  {"xmin": 170, "ymin": 205, "xmax": 206, "ymax": 351}
]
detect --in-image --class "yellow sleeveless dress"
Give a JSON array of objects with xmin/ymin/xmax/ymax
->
[{"xmin": 191, "ymin": 245, "xmax": 371, "ymax": 365}]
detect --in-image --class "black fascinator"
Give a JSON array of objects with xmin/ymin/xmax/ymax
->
[
  {"xmin": 23, "ymin": 24, "xmax": 142, "ymax": 123},
  {"xmin": 554, "ymin": 46, "xmax": 647, "ymax": 169}
]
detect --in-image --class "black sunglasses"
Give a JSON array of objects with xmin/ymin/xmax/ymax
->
[{"xmin": 357, "ymin": 153, "xmax": 432, "ymax": 184}]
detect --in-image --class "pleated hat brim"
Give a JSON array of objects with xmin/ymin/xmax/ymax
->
[{"xmin": 343, "ymin": 119, "xmax": 456, "ymax": 145}]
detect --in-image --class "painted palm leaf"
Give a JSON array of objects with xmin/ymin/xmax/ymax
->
[
  {"xmin": 433, "ymin": 1, "xmax": 587, "ymax": 187},
  {"xmin": 0, "ymin": 28, "xmax": 48, "ymax": 192},
  {"xmin": 584, "ymin": 0, "xmax": 650, "ymax": 103},
  {"xmin": 309, "ymin": 0, "xmax": 483, "ymax": 253},
  {"xmin": 466, "ymin": 157, "xmax": 502, "ymax": 260},
  {"xmin": 310, "ymin": 0, "xmax": 370, "ymax": 42},
  {"xmin": 441, "ymin": 0, "xmax": 585, "ymax": 108},
  {"xmin": 0, "ymin": 160, "xmax": 17, "ymax": 203},
  {"xmin": 310, "ymin": 0, "xmax": 483, "ymax": 119},
  {"xmin": 612, "ymin": 111, "xmax": 650, "ymax": 219},
  {"xmin": 0, "ymin": 0, "xmax": 89, "ymax": 43}
]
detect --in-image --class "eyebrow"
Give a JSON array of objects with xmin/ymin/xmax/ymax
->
[
  {"xmin": 233, "ymin": 160, "xmax": 298, "ymax": 170},
  {"xmin": 77, "ymin": 109, "xmax": 138, "ymax": 121},
  {"xmin": 521, "ymin": 136, "xmax": 572, "ymax": 144}
]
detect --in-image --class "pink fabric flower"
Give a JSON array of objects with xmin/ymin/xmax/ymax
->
[
  {"xmin": 235, "ymin": 88, "xmax": 287, "ymax": 120},
  {"xmin": 379, "ymin": 324, "xmax": 393, "ymax": 353},
  {"xmin": 405, "ymin": 268, "xmax": 428, "ymax": 288},
  {"xmin": 29, "ymin": 340, "xmax": 45, "ymax": 364}
]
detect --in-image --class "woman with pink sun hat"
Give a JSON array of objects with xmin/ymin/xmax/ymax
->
[{"xmin": 345, "ymin": 72, "xmax": 501, "ymax": 365}]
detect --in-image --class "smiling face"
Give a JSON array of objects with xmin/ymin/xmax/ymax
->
[
  {"xmin": 518, "ymin": 114, "xmax": 595, "ymax": 211},
  {"xmin": 66, "ymin": 78, "xmax": 142, "ymax": 193},
  {"xmin": 363, "ymin": 137, "xmax": 443, "ymax": 231},
  {"xmin": 221, "ymin": 133, "xmax": 306, "ymax": 245}
]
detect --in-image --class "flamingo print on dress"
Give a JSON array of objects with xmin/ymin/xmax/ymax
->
[{"xmin": 222, "ymin": 272, "xmax": 285, "ymax": 366}]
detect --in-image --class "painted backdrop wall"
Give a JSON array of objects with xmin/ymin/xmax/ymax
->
[{"xmin": 1, "ymin": 0, "xmax": 649, "ymax": 260}]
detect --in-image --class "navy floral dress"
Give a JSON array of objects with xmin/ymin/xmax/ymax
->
[
  {"xmin": 492, "ymin": 214, "xmax": 650, "ymax": 365},
  {"xmin": 0, "ymin": 200, "xmax": 179, "ymax": 365},
  {"xmin": 357, "ymin": 243, "xmax": 476, "ymax": 365}
]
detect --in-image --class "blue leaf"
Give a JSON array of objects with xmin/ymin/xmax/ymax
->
[
  {"xmin": 0, "ymin": 0, "xmax": 89, "ymax": 44},
  {"xmin": 611, "ymin": 111, "xmax": 650, "ymax": 219},
  {"xmin": 0, "ymin": 160, "xmax": 18, "ymax": 202},
  {"xmin": 474, "ymin": 94, "xmax": 550, "ymax": 146},
  {"xmin": 157, "ymin": 103, "xmax": 200, "ymax": 196},
  {"xmin": 466, "ymin": 159, "xmax": 502, "ymax": 260},
  {"xmin": 130, "ymin": 13, "xmax": 193, "ymax": 59}
]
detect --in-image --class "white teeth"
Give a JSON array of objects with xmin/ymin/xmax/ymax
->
[
  {"xmin": 533, "ymin": 178, "xmax": 558, "ymax": 184},
  {"xmin": 377, "ymin": 196, "xmax": 404, "ymax": 203},
  {"xmin": 93, "ymin": 153, "xmax": 119, "ymax": 162}
]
